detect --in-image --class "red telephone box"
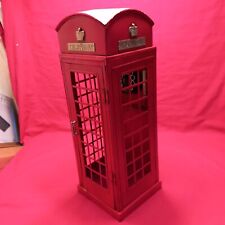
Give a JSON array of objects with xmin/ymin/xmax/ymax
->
[{"xmin": 56, "ymin": 8, "xmax": 161, "ymax": 220}]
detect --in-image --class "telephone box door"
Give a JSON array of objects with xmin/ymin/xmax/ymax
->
[
  {"xmin": 61, "ymin": 62, "xmax": 114, "ymax": 208},
  {"xmin": 110, "ymin": 52, "xmax": 158, "ymax": 206}
]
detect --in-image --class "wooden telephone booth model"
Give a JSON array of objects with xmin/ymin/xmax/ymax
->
[{"xmin": 57, "ymin": 8, "xmax": 161, "ymax": 220}]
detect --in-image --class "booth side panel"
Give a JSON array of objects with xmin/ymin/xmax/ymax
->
[
  {"xmin": 148, "ymin": 51, "xmax": 160, "ymax": 184},
  {"xmin": 106, "ymin": 47, "xmax": 161, "ymax": 209}
]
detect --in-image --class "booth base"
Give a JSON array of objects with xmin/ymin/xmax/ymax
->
[{"xmin": 78, "ymin": 181, "xmax": 161, "ymax": 221}]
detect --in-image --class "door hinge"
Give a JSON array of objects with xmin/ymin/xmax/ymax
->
[{"xmin": 103, "ymin": 88, "xmax": 110, "ymax": 104}]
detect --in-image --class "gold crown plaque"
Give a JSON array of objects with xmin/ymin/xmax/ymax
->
[
  {"xmin": 76, "ymin": 27, "xmax": 85, "ymax": 41},
  {"xmin": 129, "ymin": 23, "xmax": 138, "ymax": 38}
]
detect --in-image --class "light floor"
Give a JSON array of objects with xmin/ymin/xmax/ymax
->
[{"xmin": 0, "ymin": 145, "xmax": 22, "ymax": 170}]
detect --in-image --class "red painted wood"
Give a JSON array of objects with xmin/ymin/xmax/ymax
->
[
  {"xmin": 56, "ymin": 9, "xmax": 153, "ymax": 56},
  {"xmin": 57, "ymin": 9, "xmax": 160, "ymax": 220}
]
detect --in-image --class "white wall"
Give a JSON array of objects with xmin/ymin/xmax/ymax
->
[
  {"xmin": 0, "ymin": 1, "xmax": 19, "ymax": 144},
  {"xmin": 0, "ymin": 2, "xmax": 2, "ymax": 24}
]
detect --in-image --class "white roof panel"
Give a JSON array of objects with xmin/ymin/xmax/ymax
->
[{"xmin": 81, "ymin": 8, "xmax": 129, "ymax": 25}]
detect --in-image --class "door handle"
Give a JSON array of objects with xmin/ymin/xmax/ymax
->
[{"xmin": 71, "ymin": 120, "xmax": 79, "ymax": 135}]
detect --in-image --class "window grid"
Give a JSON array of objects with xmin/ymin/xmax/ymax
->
[
  {"xmin": 121, "ymin": 69, "xmax": 151, "ymax": 187},
  {"xmin": 71, "ymin": 72, "xmax": 108, "ymax": 188}
]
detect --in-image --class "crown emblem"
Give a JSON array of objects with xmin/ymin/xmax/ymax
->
[
  {"xmin": 129, "ymin": 23, "xmax": 138, "ymax": 38},
  {"xmin": 76, "ymin": 27, "xmax": 85, "ymax": 41}
]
